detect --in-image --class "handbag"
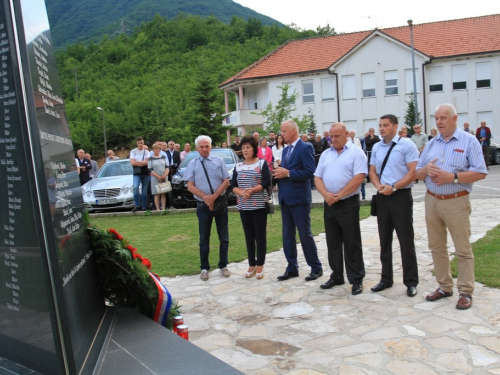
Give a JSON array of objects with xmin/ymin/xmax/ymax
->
[
  {"xmin": 133, "ymin": 150, "xmax": 149, "ymax": 175},
  {"xmin": 260, "ymin": 159, "xmax": 275, "ymax": 215},
  {"xmin": 157, "ymin": 181, "xmax": 172, "ymax": 194},
  {"xmin": 201, "ymin": 159, "xmax": 227, "ymax": 214},
  {"xmin": 371, "ymin": 140, "xmax": 398, "ymax": 216}
]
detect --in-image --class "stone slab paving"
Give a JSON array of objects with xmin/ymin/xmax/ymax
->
[{"xmin": 162, "ymin": 199, "xmax": 500, "ymax": 374}]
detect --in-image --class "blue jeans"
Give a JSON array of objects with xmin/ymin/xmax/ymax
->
[
  {"xmin": 133, "ymin": 174, "xmax": 150, "ymax": 209},
  {"xmin": 196, "ymin": 202, "xmax": 229, "ymax": 270}
]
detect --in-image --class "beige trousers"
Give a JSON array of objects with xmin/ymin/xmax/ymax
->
[{"xmin": 425, "ymin": 193, "xmax": 474, "ymax": 294}]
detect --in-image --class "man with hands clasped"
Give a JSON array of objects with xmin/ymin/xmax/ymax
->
[
  {"xmin": 416, "ymin": 103, "xmax": 487, "ymax": 310},
  {"xmin": 314, "ymin": 123, "xmax": 367, "ymax": 295},
  {"xmin": 369, "ymin": 114, "xmax": 420, "ymax": 297}
]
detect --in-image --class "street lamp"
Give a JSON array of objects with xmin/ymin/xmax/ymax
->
[
  {"xmin": 408, "ymin": 20, "xmax": 420, "ymax": 126},
  {"xmin": 96, "ymin": 107, "xmax": 107, "ymax": 155}
]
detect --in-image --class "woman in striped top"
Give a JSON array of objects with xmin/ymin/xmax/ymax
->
[{"xmin": 230, "ymin": 136, "xmax": 271, "ymax": 279}]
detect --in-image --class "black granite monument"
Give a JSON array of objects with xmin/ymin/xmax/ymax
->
[{"xmin": 0, "ymin": 0, "xmax": 112, "ymax": 373}]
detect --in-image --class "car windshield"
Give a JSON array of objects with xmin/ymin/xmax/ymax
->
[
  {"xmin": 96, "ymin": 162, "xmax": 133, "ymax": 178},
  {"xmin": 180, "ymin": 150, "xmax": 235, "ymax": 167}
]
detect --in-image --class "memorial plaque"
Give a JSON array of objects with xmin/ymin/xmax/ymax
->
[{"xmin": 0, "ymin": 1, "xmax": 111, "ymax": 374}]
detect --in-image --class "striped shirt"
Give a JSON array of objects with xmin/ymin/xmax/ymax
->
[
  {"xmin": 184, "ymin": 155, "xmax": 229, "ymax": 201},
  {"xmin": 370, "ymin": 135, "xmax": 419, "ymax": 188},
  {"xmin": 231, "ymin": 160, "xmax": 271, "ymax": 210},
  {"xmin": 314, "ymin": 142, "xmax": 367, "ymax": 199},
  {"xmin": 417, "ymin": 128, "xmax": 487, "ymax": 194}
]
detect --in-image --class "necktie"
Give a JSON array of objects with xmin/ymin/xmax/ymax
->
[{"xmin": 285, "ymin": 145, "xmax": 294, "ymax": 166}]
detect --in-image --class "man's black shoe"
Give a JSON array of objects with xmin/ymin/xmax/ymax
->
[
  {"xmin": 277, "ymin": 271, "xmax": 299, "ymax": 281},
  {"xmin": 371, "ymin": 282, "xmax": 393, "ymax": 292},
  {"xmin": 320, "ymin": 279, "xmax": 345, "ymax": 289},
  {"xmin": 305, "ymin": 270, "xmax": 323, "ymax": 281},
  {"xmin": 132, "ymin": 206, "xmax": 141, "ymax": 213},
  {"xmin": 352, "ymin": 283, "xmax": 363, "ymax": 295},
  {"xmin": 407, "ymin": 286, "xmax": 417, "ymax": 297}
]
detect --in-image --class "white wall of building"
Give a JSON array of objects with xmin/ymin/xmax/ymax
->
[
  {"xmin": 332, "ymin": 34, "xmax": 427, "ymax": 135},
  {"xmin": 225, "ymin": 36, "xmax": 499, "ymax": 140}
]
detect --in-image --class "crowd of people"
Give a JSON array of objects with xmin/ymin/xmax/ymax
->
[{"xmin": 74, "ymin": 102, "xmax": 489, "ymax": 310}]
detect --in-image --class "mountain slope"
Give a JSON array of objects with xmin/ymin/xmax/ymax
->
[{"xmin": 46, "ymin": 0, "xmax": 281, "ymax": 47}]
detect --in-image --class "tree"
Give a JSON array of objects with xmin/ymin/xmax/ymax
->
[
  {"xmin": 304, "ymin": 108, "xmax": 316, "ymax": 134},
  {"xmin": 255, "ymin": 84, "xmax": 299, "ymax": 134},
  {"xmin": 189, "ymin": 72, "xmax": 225, "ymax": 143},
  {"xmin": 404, "ymin": 92, "xmax": 421, "ymax": 134}
]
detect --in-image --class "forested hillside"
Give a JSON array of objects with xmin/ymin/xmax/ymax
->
[
  {"xmin": 56, "ymin": 15, "xmax": 335, "ymax": 156},
  {"xmin": 47, "ymin": 0, "xmax": 280, "ymax": 47}
]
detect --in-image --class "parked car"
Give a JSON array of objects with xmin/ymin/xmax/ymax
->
[
  {"xmin": 490, "ymin": 142, "xmax": 500, "ymax": 165},
  {"xmin": 81, "ymin": 159, "xmax": 137, "ymax": 211},
  {"xmin": 171, "ymin": 148, "xmax": 239, "ymax": 208}
]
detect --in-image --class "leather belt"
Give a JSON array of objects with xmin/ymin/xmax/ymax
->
[{"xmin": 427, "ymin": 190, "xmax": 469, "ymax": 200}]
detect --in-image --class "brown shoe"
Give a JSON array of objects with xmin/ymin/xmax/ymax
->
[
  {"xmin": 456, "ymin": 293, "xmax": 472, "ymax": 310},
  {"xmin": 426, "ymin": 288, "xmax": 453, "ymax": 301}
]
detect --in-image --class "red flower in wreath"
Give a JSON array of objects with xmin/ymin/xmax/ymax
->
[
  {"xmin": 108, "ymin": 228, "xmax": 123, "ymax": 241},
  {"xmin": 126, "ymin": 244, "xmax": 138, "ymax": 259},
  {"xmin": 141, "ymin": 258, "xmax": 152, "ymax": 270}
]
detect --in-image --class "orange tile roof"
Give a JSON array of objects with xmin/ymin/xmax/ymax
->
[{"xmin": 220, "ymin": 14, "xmax": 500, "ymax": 88}]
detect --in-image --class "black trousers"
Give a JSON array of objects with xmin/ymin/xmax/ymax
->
[
  {"xmin": 240, "ymin": 208, "xmax": 267, "ymax": 266},
  {"xmin": 376, "ymin": 189, "xmax": 418, "ymax": 287},
  {"xmin": 324, "ymin": 195, "xmax": 365, "ymax": 284}
]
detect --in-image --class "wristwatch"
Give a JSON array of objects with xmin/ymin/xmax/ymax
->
[
  {"xmin": 453, "ymin": 173, "xmax": 459, "ymax": 184},
  {"xmin": 392, "ymin": 184, "xmax": 397, "ymax": 192}
]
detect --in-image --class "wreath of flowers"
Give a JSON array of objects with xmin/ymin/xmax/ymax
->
[{"xmin": 86, "ymin": 223, "xmax": 180, "ymax": 329}]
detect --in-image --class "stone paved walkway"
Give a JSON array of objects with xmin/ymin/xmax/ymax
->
[{"xmin": 162, "ymin": 198, "xmax": 500, "ymax": 374}]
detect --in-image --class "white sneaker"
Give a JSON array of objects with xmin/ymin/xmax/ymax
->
[
  {"xmin": 200, "ymin": 269, "xmax": 209, "ymax": 281},
  {"xmin": 221, "ymin": 268, "xmax": 231, "ymax": 278}
]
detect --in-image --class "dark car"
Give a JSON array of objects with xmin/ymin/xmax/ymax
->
[
  {"xmin": 490, "ymin": 142, "xmax": 500, "ymax": 165},
  {"xmin": 171, "ymin": 148, "xmax": 239, "ymax": 208}
]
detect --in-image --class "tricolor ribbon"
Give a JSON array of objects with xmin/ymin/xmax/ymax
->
[{"xmin": 150, "ymin": 272, "xmax": 172, "ymax": 327}]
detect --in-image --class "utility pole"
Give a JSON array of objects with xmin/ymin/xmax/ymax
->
[{"xmin": 408, "ymin": 19, "xmax": 419, "ymax": 125}]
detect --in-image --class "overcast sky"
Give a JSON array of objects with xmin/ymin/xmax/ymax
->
[{"xmin": 233, "ymin": 0, "xmax": 500, "ymax": 33}]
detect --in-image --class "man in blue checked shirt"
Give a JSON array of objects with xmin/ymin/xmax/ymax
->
[
  {"xmin": 185, "ymin": 135, "xmax": 231, "ymax": 281},
  {"xmin": 416, "ymin": 103, "xmax": 487, "ymax": 310}
]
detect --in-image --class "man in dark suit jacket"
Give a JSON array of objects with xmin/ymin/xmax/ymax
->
[
  {"xmin": 166, "ymin": 140, "xmax": 181, "ymax": 179},
  {"xmin": 273, "ymin": 120, "xmax": 323, "ymax": 281},
  {"xmin": 475, "ymin": 121, "xmax": 492, "ymax": 169}
]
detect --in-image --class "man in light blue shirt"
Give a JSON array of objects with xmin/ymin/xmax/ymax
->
[
  {"xmin": 416, "ymin": 103, "xmax": 487, "ymax": 310},
  {"xmin": 369, "ymin": 114, "xmax": 420, "ymax": 298},
  {"xmin": 315, "ymin": 123, "xmax": 367, "ymax": 295}
]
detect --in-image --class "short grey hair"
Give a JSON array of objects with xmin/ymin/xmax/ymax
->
[
  {"xmin": 282, "ymin": 119, "xmax": 299, "ymax": 132},
  {"xmin": 330, "ymin": 122, "xmax": 347, "ymax": 132},
  {"xmin": 436, "ymin": 103, "xmax": 457, "ymax": 117},
  {"xmin": 194, "ymin": 135, "xmax": 212, "ymax": 147}
]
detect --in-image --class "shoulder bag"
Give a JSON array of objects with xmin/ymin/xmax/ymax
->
[
  {"xmin": 260, "ymin": 159, "xmax": 275, "ymax": 215},
  {"xmin": 201, "ymin": 159, "xmax": 227, "ymax": 214},
  {"xmin": 371, "ymin": 140, "xmax": 398, "ymax": 216},
  {"xmin": 133, "ymin": 150, "xmax": 149, "ymax": 175}
]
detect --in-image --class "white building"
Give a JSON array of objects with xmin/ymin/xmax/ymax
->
[{"xmin": 219, "ymin": 14, "xmax": 500, "ymax": 138}]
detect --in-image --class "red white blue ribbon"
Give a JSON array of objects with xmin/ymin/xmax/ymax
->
[{"xmin": 150, "ymin": 272, "xmax": 172, "ymax": 327}]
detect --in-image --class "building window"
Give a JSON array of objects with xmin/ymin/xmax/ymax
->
[
  {"xmin": 302, "ymin": 81, "xmax": 314, "ymax": 103},
  {"xmin": 428, "ymin": 67, "xmax": 443, "ymax": 92},
  {"xmin": 321, "ymin": 77, "xmax": 335, "ymax": 101},
  {"xmin": 452, "ymin": 65, "xmax": 467, "ymax": 90},
  {"xmin": 342, "ymin": 75, "xmax": 355, "ymax": 99},
  {"xmin": 405, "ymin": 68, "xmax": 419, "ymax": 94},
  {"xmin": 476, "ymin": 62, "xmax": 491, "ymax": 88},
  {"xmin": 362, "ymin": 73, "xmax": 375, "ymax": 97},
  {"xmin": 385, "ymin": 71, "xmax": 398, "ymax": 95}
]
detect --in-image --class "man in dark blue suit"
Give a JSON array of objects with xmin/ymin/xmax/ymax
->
[{"xmin": 273, "ymin": 120, "xmax": 323, "ymax": 281}]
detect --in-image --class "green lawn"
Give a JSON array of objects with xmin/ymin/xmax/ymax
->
[
  {"xmin": 91, "ymin": 205, "xmax": 371, "ymax": 277},
  {"xmin": 451, "ymin": 224, "xmax": 500, "ymax": 288}
]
